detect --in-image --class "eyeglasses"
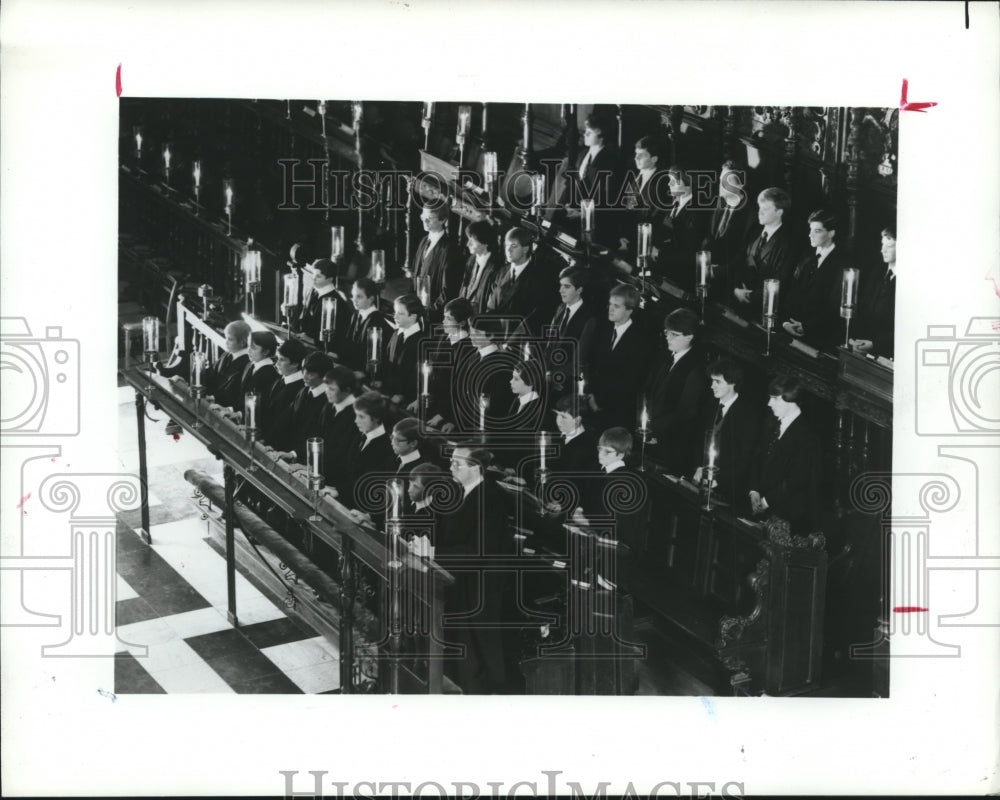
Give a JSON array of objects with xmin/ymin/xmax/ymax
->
[
  {"xmin": 597, "ymin": 446, "xmax": 617, "ymax": 454},
  {"xmin": 663, "ymin": 330, "xmax": 686, "ymax": 339}
]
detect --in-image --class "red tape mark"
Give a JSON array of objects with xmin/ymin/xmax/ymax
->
[
  {"xmin": 900, "ymin": 79, "xmax": 936, "ymax": 113},
  {"xmin": 893, "ymin": 606, "xmax": 929, "ymax": 613},
  {"xmin": 15, "ymin": 492, "xmax": 32, "ymax": 509},
  {"xmin": 116, "ymin": 63, "xmax": 122, "ymax": 98},
  {"xmin": 172, "ymin": 433, "xmax": 181, "ymax": 442}
]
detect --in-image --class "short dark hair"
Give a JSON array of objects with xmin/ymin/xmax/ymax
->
[
  {"xmin": 512, "ymin": 360, "xmax": 543, "ymax": 391},
  {"xmin": 665, "ymin": 308, "xmax": 699, "ymax": 337},
  {"xmin": 453, "ymin": 445, "xmax": 492, "ymax": 473},
  {"xmin": 635, "ymin": 135, "xmax": 665, "ymax": 162},
  {"xmin": 423, "ymin": 201, "xmax": 451, "ymax": 220},
  {"xmin": 768, "ymin": 374, "xmax": 802, "ymax": 404},
  {"xmin": 353, "ymin": 277, "xmax": 379, "ymax": 299},
  {"xmin": 394, "ymin": 293, "xmax": 425, "ymax": 318},
  {"xmin": 554, "ymin": 392, "xmax": 589, "ymax": 421},
  {"xmin": 599, "ymin": 426, "xmax": 633, "ymax": 458},
  {"xmin": 249, "ymin": 330, "xmax": 278, "ymax": 357},
  {"xmin": 324, "ymin": 364, "xmax": 356, "ymax": 394},
  {"xmin": 466, "ymin": 220, "xmax": 495, "ymax": 250},
  {"xmin": 706, "ymin": 358, "xmax": 744, "ymax": 391},
  {"xmin": 303, "ymin": 352, "xmax": 333, "ymax": 376},
  {"xmin": 609, "ymin": 283, "xmax": 640, "ymax": 311},
  {"xmin": 311, "ymin": 258, "xmax": 338, "ymax": 280},
  {"xmin": 392, "ymin": 416, "xmax": 421, "ymax": 444},
  {"xmin": 558, "ymin": 265, "xmax": 589, "ymax": 292},
  {"xmin": 444, "ymin": 297, "xmax": 474, "ymax": 327},
  {"xmin": 504, "ymin": 226, "xmax": 533, "ymax": 248},
  {"xmin": 807, "ymin": 209, "xmax": 839, "ymax": 235},
  {"xmin": 468, "ymin": 315, "xmax": 505, "ymax": 340},
  {"xmin": 585, "ymin": 113, "xmax": 613, "ymax": 141},
  {"xmin": 277, "ymin": 338, "xmax": 308, "ymax": 366},
  {"xmin": 354, "ymin": 390, "xmax": 387, "ymax": 424},
  {"xmin": 758, "ymin": 187, "xmax": 792, "ymax": 214},
  {"xmin": 410, "ymin": 462, "xmax": 446, "ymax": 483},
  {"xmin": 668, "ymin": 164, "xmax": 692, "ymax": 187},
  {"xmin": 881, "ymin": 225, "xmax": 896, "ymax": 240}
]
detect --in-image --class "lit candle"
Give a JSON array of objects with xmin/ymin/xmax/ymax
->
[
  {"xmin": 421, "ymin": 360, "xmax": 431, "ymax": 397},
  {"xmin": 369, "ymin": 327, "xmax": 381, "ymax": 363},
  {"xmin": 763, "ymin": 278, "xmax": 779, "ymax": 318},
  {"xmin": 193, "ymin": 161, "xmax": 201, "ymax": 189},
  {"xmin": 640, "ymin": 401, "xmax": 649, "ymax": 432},
  {"xmin": 423, "ymin": 102, "xmax": 434, "ymax": 122},
  {"xmin": 190, "ymin": 350, "xmax": 205, "ymax": 389},
  {"xmin": 245, "ymin": 392, "xmax": 258, "ymax": 431},
  {"xmin": 416, "ymin": 276, "xmax": 430, "ymax": 308},
  {"xmin": 483, "ymin": 151, "xmax": 498, "ymax": 188},
  {"xmin": 321, "ymin": 296, "xmax": 336, "ymax": 335},
  {"xmin": 370, "ymin": 250, "xmax": 386, "ymax": 283},
  {"xmin": 307, "ymin": 437, "xmax": 324, "ymax": 477},
  {"xmin": 539, "ymin": 431, "xmax": 547, "ymax": 471},
  {"xmin": 283, "ymin": 271, "xmax": 300, "ymax": 309},
  {"xmin": 330, "ymin": 225, "xmax": 345, "ymax": 258},
  {"xmin": 638, "ymin": 223, "xmax": 652, "ymax": 258},
  {"xmin": 479, "ymin": 394, "xmax": 487, "ymax": 432},
  {"xmin": 523, "ymin": 105, "xmax": 530, "ymax": 147},
  {"xmin": 135, "ymin": 132, "xmax": 142, "ymax": 158},
  {"xmin": 532, "ymin": 173, "xmax": 546, "ymax": 214},
  {"xmin": 225, "ymin": 182, "xmax": 233, "ymax": 210},
  {"xmin": 841, "ymin": 268, "xmax": 859, "ymax": 315},
  {"xmin": 696, "ymin": 250, "xmax": 711, "ymax": 287},
  {"xmin": 523, "ymin": 342, "xmax": 531, "ymax": 361},
  {"xmin": 707, "ymin": 439, "xmax": 718, "ymax": 471},
  {"xmin": 142, "ymin": 316, "xmax": 159, "ymax": 353},
  {"xmin": 457, "ymin": 105, "xmax": 471, "ymax": 138},
  {"xmin": 581, "ymin": 199, "xmax": 596, "ymax": 232},
  {"xmin": 163, "ymin": 145, "xmax": 171, "ymax": 172},
  {"xmin": 352, "ymin": 101, "xmax": 364, "ymax": 129},
  {"xmin": 577, "ymin": 375, "xmax": 586, "ymax": 397},
  {"xmin": 390, "ymin": 478, "xmax": 402, "ymax": 521}
]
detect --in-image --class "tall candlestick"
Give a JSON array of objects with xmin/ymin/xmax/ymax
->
[
  {"xmin": 307, "ymin": 437, "xmax": 324, "ymax": 478},
  {"xmin": 193, "ymin": 161, "xmax": 201, "ymax": 190},
  {"xmin": 283, "ymin": 271, "xmax": 300, "ymax": 314},
  {"xmin": 352, "ymin": 101, "xmax": 364, "ymax": 130},
  {"xmin": 484, "ymin": 151, "xmax": 498, "ymax": 189},
  {"xmin": 321, "ymin": 296, "xmax": 336, "ymax": 338},
  {"xmin": 523, "ymin": 342, "xmax": 531, "ymax": 361},
  {"xmin": 416, "ymin": 275, "xmax": 430, "ymax": 308},
  {"xmin": 763, "ymin": 278, "xmax": 779, "ymax": 319},
  {"xmin": 190, "ymin": 350, "xmax": 206, "ymax": 389},
  {"xmin": 225, "ymin": 182, "xmax": 233, "ymax": 210},
  {"xmin": 369, "ymin": 327, "xmax": 382, "ymax": 363},
  {"xmin": 457, "ymin": 104, "xmax": 472, "ymax": 139},
  {"xmin": 421, "ymin": 360, "xmax": 431, "ymax": 397},
  {"xmin": 531, "ymin": 173, "xmax": 546, "ymax": 215},
  {"xmin": 578, "ymin": 376, "xmax": 586, "ymax": 397},
  {"xmin": 330, "ymin": 225, "xmax": 345, "ymax": 258},
  {"xmin": 696, "ymin": 250, "xmax": 711, "ymax": 288},
  {"xmin": 423, "ymin": 102, "xmax": 434, "ymax": 122},
  {"xmin": 479, "ymin": 394, "xmax": 487, "ymax": 432},
  {"xmin": 637, "ymin": 223, "xmax": 652, "ymax": 258},
  {"xmin": 135, "ymin": 131, "xmax": 142, "ymax": 160},
  {"xmin": 142, "ymin": 316, "xmax": 159, "ymax": 353},
  {"xmin": 523, "ymin": 104, "xmax": 530, "ymax": 148},
  {"xmin": 640, "ymin": 400, "xmax": 649, "ymax": 432},
  {"xmin": 389, "ymin": 478, "xmax": 402, "ymax": 521},
  {"xmin": 840, "ymin": 268, "xmax": 859, "ymax": 316},
  {"xmin": 245, "ymin": 392, "xmax": 258, "ymax": 432},
  {"xmin": 581, "ymin": 199, "xmax": 595, "ymax": 232},
  {"xmin": 163, "ymin": 145, "xmax": 171, "ymax": 171},
  {"xmin": 539, "ymin": 431, "xmax": 547, "ymax": 471},
  {"xmin": 370, "ymin": 249, "xmax": 386, "ymax": 283},
  {"xmin": 707, "ymin": 439, "xmax": 718, "ymax": 470}
]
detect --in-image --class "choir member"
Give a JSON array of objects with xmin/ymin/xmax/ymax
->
[
  {"xmin": 318, "ymin": 364, "xmax": 361, "ymax": 490},
  {"xmin": 204, "ymin": 320, "xmax": 251, "ymax": 411},
  {"xmin": 550, "ymin": 393, "xmax": 600, "ymax": 494},
  {"xmin": 345, "ymin": 277, "xmax": 392, "ymax": 372},
  {"xmin": 851, "ymin": 226, "xmax": 896, "ymax": 359},
  {"xmin": 410, "ymin": 201, "xmax": 462, "ymax": 317},
  {"xmin": 405, "ymin": 462, "xmax": 448, "ymax": 558},
  {"xmin": 782, "ymin": 210, "xmax": 850, "ymax": 350},
  {"xmin": 300, "ymin": 257, "xmax": 352, "ymax": 350},
  {"xmin": 508, "ymin": 360, "xmax": 546, "ymax": 429},
  {"xmin": 693, "ymin": 358, "xmax": 759, "ymax": 514},
  {"xmin": 655, "ymin": 164, "xmax": 709, "ymax": 290},
  {"xmin": 383, "ymin": 293, "xmax": 428, "ymax": 407},
  {"xmin": 587, "ymin": 283, "xmax": 652, "ymax": 431},
  {"xmin": 545, "ymin": 265, "xmax": 597, "ymax": 397},
  {"xmin": 261, "ymin": 337, "xmax": 307, "ymax": 446},
  {"xmin": 459, "ymin": 219, "xmax": 502, "ymax": 314},
  {"xmin": 701, "ymin": 160, "xmax": 756, "ymax": 301},
  {"xmin": 439, "ymin": 444, "xmax": 512, "ymax": 693},
  {"xmin": 732, "ymin": 187, "xmax": 798, "ymax": 315},
  {"xmin": 748, "ymin": 375, "xmax": 822, "ymax": 535},
  {"xmin": 644, "ymin": 308, "xmax": 708, "ymax": 477},
  {"xmin": 270, "ymin": 351, "xmax": 332, "ymax": 463},
  {"xmin": 239, "ymin": 330, "xmax": 280, "ymax": 409},
  {"xmin": 618, "ymin": 135, "xmax": 672, "ymax": 257},
  {"xmin": 466, "ymin": 316, "xmax": 518, "ymax": 433},
  {"xmin": 421, "ymin": 297, "xmax": 477, "ymax": 432},
  {"xmin": 486, "ymin": 227, "xmax": 557, "ymax": 338},
  {"xmin": 558, "ymin": 112, "xmax": 624, "ymax": 243},
  {"xmin": 390, "ymin": 416, "xmax": 431, "ymax": 476},
  {"xmin": 343, "ymin": 390, "xmax": 395, "ymax": 507}
]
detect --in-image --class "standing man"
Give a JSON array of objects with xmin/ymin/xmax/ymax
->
[
  {"xmin": 459, "ymin": 220, "xmax": 502, "ymax": 314},
  {"xmin": 344, "ymin": 277, "xmax": 392, "ymax": 372},
  {"xmin": 204, "ymin": 320, "xmax": 252, "ymax": 411},
  {"xmin": 300, "ymin": 257, "xmax": 352, "ymax": 352},
  {"xmin": 410, "ymin": 201, "xmax": 462, "ymax": 318},
  {"xmin": 487, "ymin": 227, "xmax": 556, "ymax": 339},
  {"xmin": 851, "ymin": 226, "xmax": 897, "ymax": 359},
  {"xmin": 732, "ymin": 188, "xmax": 798, "ymax": 316}
]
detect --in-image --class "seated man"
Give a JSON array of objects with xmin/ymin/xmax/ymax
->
[
  {"xmin": 693, "ymin": 358, "xmax": 759, "ymax": 514},
  {"xmin": 459, "ymin": 219, "xmax": 503, "ymax": 314},
  {"xmin": 238, "ymin": 330, "xmax": 280, "ymax": 413},
  {"xmin": 782, "ymin": 210, "xmax": 850, "ymax": 350},
  {"xmin": 204, "ymin": 320, "xmax": 251, "ymax": 411},
  {"xmin": 645, "ymin": 308, "xmax": 708, "ymax": 478},
  {"xmin": 732, "ymin": 187, "xmax": 798, "ymax": 316},
  {"xmin": 587, "ymin": 284, "xmax": 652, "ymax": 432},
  {"xmin": 851, "ymin": 226, "xmax": 896, "ymax": 359},
  {"xmin": 748, "ymin": 375, "xmax": 822, "ymax": 535}
]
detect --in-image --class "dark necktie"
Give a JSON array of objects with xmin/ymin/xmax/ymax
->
[
  {"xmin": 713, "ymin": 403, "xmax": 725, "ymax": 431},
  {"xmin": 611, "ymin": 328, "xmax": 620, "ymax": 349},
  {"xmin": 761, "ymin": 230, "xmax": 770, "ymax": 244},
  {"xmin": 555, "ymin": 305, "xmax": 569, "ymax": 336},
  {"xmin": 717, "ymin": 206, "xmax": 732, "ymax": 238}
]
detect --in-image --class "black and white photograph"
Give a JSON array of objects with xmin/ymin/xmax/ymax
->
[{"xmin": 2, "ymin": 1, "xmax": 997, "ymax": 797}]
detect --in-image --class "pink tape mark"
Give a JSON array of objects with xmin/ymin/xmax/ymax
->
[
  {"xmin": 899, "ymin": 79, "xmax": 936, "ymax": 113},
  {"xmin": 893, "ymin": 606, "xmax": 929, "ymax": 613},
  {"xmin": 16, "ymin": 492, "xmax": 31, "ymax": 509},
  {"xmin": 116, "ymin": 63, "xmax": 122, "ymax": 98}
]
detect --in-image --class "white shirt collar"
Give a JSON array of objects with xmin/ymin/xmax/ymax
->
[
  {"xmin": 461, "ymin": 474, "xmax": 484, "ymax": 498},
  {"xmin": 816, "ymin": 243, "xmax": 836, "ymax": 264},
  {"xmin": 671, "ymin": 346, "xmax": 690, "ymax": 364},
  {"xmin": 427, "ymin": 230, "xmax": 445, "ymax": 248},
  {"xmin": 604, "ymin": 459, "xmax": 626, "ymax": 473},
  {"xmin": 282, "ymin": 370, "xmax": 304, "ymax": 385},
  {"xmin": 475, "ymin": 252, "xmax": 491, "ymax": 268},
  {"xmin": 251, "ymin": 357, "xmax": 274, "ymax": 373},
  {"xmin": 309, "ymin": 383, "xmax": 326, "ymax": 398},
  {"xmin": 566, "ymin": 298, "xmax": 584, "ymax": 317},
  {"xmin": 401, "ymin": 322, "xmax": 421, "ymax": 340},
  {"xmin": 364, "ymin": 423, "xmax": 386, "ymax": 444},
  {"xmin": 675, "ymin": 192, "xmax": 692, "ymax": 212},
  {"xmin": 448, "ymin": 330, "xmax": 469, "ymax": 345},
  {"xmin": 510, "ymin": 260, "xmax": 529, "ymax": 281},
  {"xmin": 720, "ymin": 392, "xmax": 739, "ymax": 416},
  {"xmin": 231, "ymin": 347, "xmax": 249, "ymax": 359},
  {"xmin": 614, "ymin": 318, "xmax": 633, "ymax": 337},
  {"xmin": 763, "ymin": 221, "xmax": 782, "ymax": 237},
  {"xmin": 413, "ymin": 498, "xmax": 431, "ymax": 511},
  {"xmin": 564, "ymin": 425, "xmax": 585, "ymax": 443},
  {"xmin": 638, "ymin": 167, "xmax": 655, "ymax": 185},
  {"xmin": 316, "ymin": 285, "xmax": 337, "ymax": 298},
  {"xmin": 517, "ymin": 390, "xmax": 540, "ymax": 408},
  {"xmin": 357, "ymin": 306, "xmax": 377, "ymax": 321},
  {"xmin": 399, "ymin": 450, "xmax": 421, "ymax": 466},
  {"xmin": 478, "ymin": 344, "xmax": 499, "ymax": 358},
  {"xmin": 778, "ymin": 407, "xmax": 801, "ymax": 438},
  {"xmin": 334, "ymin": 394, "xmax": 356, "ymax": 413}
]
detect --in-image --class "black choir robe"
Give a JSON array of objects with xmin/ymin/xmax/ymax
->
[
  {"xmin": 383, "ymin": 328, "xmax": 428, "ymax": 405},
  {"xmin": 343, "ymin": 308, "xmax": 393, "ymax": 372},
  {"xmin": 261, "ymin": 375, "xmax": 303, "ymax": 447},
  {"xmin": 701, "ymin": 199, "xmax": 756, "ymax": 303},
  {"xmin": 425, "ymin": 335, "xmax": 477, "ymax": 428},
  {"xmin": 783, "ymin": 246, "xmax": 851, "ymax": 350},
  {"xmin": 204, "ymin": 351, "xmax": 249, "ymax": 411},
  {"xmin": 732, "ymin": 224, "xmax": 798, "ymax": 315},
  {"xmin": 342, "ymin": 430, "xmax": 395, "ymax": 509},
  {"xmin": 749, "ymin": 414, "xmax": 823, "ymax": 535},
  {"xmin": 645, "ymin": 346, "xmax": 708, "ymax": 477},
  {"xmin": 853, "ymin": 266, "xmax": 896, "ymax": 358},
  {"xmin": 412, "ymin": 233, "xmax": 462, "ymax": 315},
  {"xmin": 299, "ymin": 287, "xmax": 352, "ymax": 351},
  {"xmin": 545, "ymin": 302, "xmax": 597, "ymax": 398},
  {"xmin": 238, "ymin": 361, "xmax": 279, "ymax": 416},
  {"xmin": 459, "ymin": 252, "xmax": 503, "ymax": 314},
  {"xmin": 486, "ymin": 258, "xmax": 558, "ymax": 339},
  {"xmin": 587, "ymin": 321, "xmax": 651, "ymax": 432},
  {"xmin": 316, "ymin": 401, "xmax": 361, "ymax": 489},
  {"xmin": 656, "ymin": 199, "xmax": 710, "ymax": 291},
  {"xmin": 701, "ymin": 394, "xmax": 760, "ymax": 513}
]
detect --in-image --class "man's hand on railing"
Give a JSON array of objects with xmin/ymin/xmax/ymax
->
[{"xmin": 407, "ymin": 534, "xmax": 434, "ymax": 559}]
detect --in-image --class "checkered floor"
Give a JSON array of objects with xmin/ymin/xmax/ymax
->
[{"xmin": 115, "ymin": 385, "xmax": 340, "ymax": 694}]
